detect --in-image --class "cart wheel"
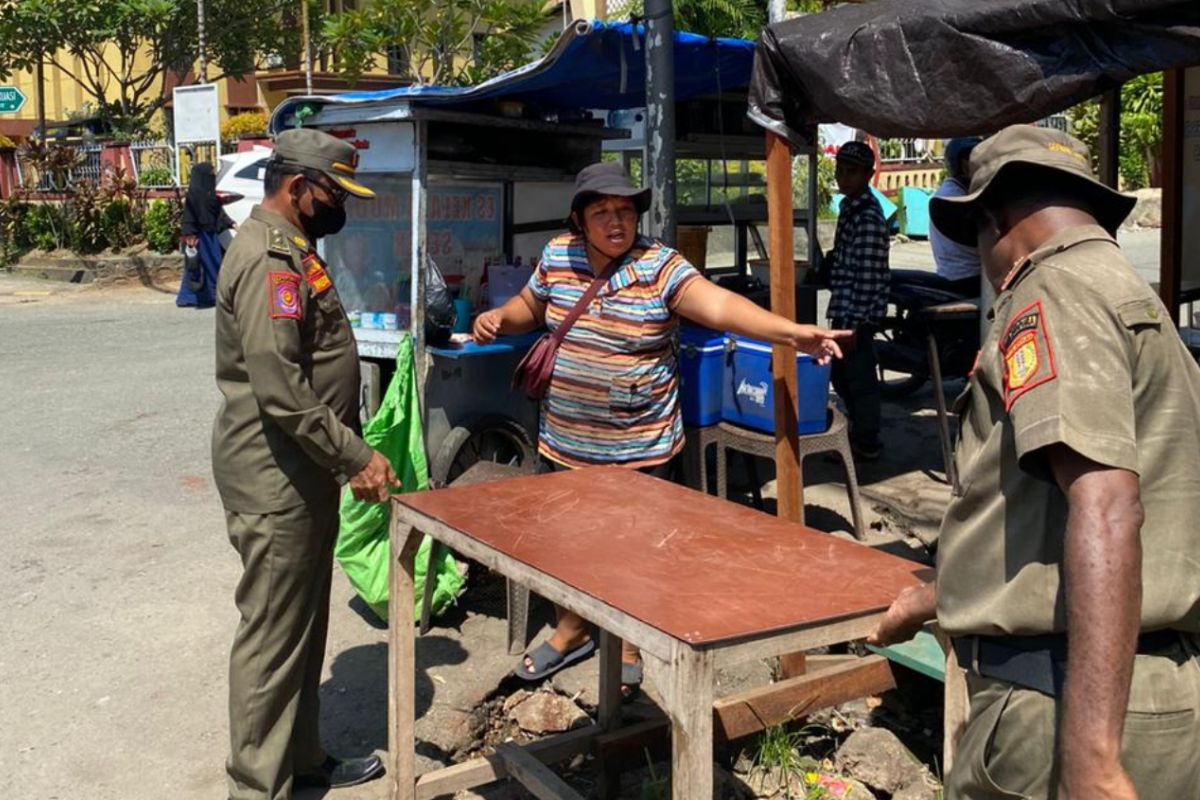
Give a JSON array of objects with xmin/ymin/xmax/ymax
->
[{"xmin": 429, "ymin": 416, "xmax": 537, "ymax": 487}]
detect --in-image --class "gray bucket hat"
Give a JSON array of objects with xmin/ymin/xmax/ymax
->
[
  {"xmin": 930, "ymin": 125, "xmax": 1136, "ymax": 246},
  {"xmin": 568, "ymin": 162, "xmax": 651, "ymax": 220}
]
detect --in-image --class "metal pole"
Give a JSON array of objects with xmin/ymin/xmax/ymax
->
[
  {"xmin": 768, "ymin": 0, "xmax": 786, "ymax": 23},
  {"xmin": 197, "ymin": 0, "xmax": 208, "ymax": 83},
  {"xmin": 410, "ymin": 120, "xmax": 429, "ymax": 384},
  {"xmin": 643, "ymin": 0, "xmax": 676, "ymax": 246},
  {"xmin": 35, "ymin": 58, "xmax": 46, "ymax": 141},
  {"xmin": 301, "ymin": 0, "xmax": 314, "ymax": 95}
]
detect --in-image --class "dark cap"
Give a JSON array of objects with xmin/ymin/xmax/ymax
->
[
  {"xmin": 836, "ymin": 141, "xmax": 876, "ymax": 169},
  {"xmin": 272, "ymin": 128, "xmax": 375, "ymax": 199},
  {"xmin": 568, "ymin": 162, "xmax": 651, "ymax": 218},
  {"xmin": 930, "ymin": 125, "xmax": 1136, "ymax": 246}
]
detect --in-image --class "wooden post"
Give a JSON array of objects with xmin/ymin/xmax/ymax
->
[
  {"xmin": 1160, "ymin": 69, "xmax": 1184, "ymax": 316},
  {"xmin": 766, "ymin": 131, "xmax": 802, "ymax": 522},
  {"xmin": 1098, "ymin": 88, "xmax": 1121, "ymax": 189},
  {"xmin": 934, "ymin": 626, "xmax": 968, "ymax": 776}
]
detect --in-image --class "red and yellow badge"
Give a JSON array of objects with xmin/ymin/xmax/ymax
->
[
  {"xmin": 269, "ymin": 271, "xmax": 302, "ymax": 320},
  {"xmin": 998, "ymin": 300, "xmax": 1057, "ymax": 410},
  {"xmin": 302, "ymin": 253, "xmax": 333, "ymax": 295}
]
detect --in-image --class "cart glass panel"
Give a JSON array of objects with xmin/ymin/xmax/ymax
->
[{"xmin": 323, "ymin": 175, "xmax": 505, "ymax": 326}]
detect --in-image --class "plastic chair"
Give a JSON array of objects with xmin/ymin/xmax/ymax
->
[{"xmin": 690, "ymin": 407, "xmax": 866, "ymax": 540}]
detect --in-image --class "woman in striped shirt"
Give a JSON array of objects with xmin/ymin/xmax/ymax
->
[{"xmin": 474, "ymin": 162, "xmax": 848, "ymax": 694}]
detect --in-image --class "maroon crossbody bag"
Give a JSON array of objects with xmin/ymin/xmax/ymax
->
[{"xmin": 512, "ymin": 259, "xmax": 618, "ymax": 400}]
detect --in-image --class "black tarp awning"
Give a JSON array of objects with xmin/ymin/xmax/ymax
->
[{"xmin": 748, "ymin": 0, "xmax": 1200, "ymax": 141}]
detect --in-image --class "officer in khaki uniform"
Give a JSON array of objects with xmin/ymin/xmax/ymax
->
[
  {"xmin": 213, "ymin": 128, "xmax": 398, "ymax": 800},
  {"xmin": 869, "ymin": 125, "xmax": 1200, "ymax": 799}
]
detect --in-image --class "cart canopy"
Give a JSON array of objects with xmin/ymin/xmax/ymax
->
[
  {"xmin": 270, "ymin": 20, "xmax": 755, "ymax": 133},
  {"xmin": 748, "ymin": 0, "xmax": 1200, "ymax": 141}
]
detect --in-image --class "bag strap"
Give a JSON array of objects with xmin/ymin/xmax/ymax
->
[{"xmin": 549, "ymin": 257, "xmax": 620, "ymax": 344}]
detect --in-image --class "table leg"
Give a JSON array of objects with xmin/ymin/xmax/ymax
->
[
  {"xmin": 598, "ymin": 630, "xmax": 623, "ymax": 733},
  {"xmin": 596, "ymin": 630, "xmax": 625, "ymax": 800},
  {"xmin": 419, "ymin": 539, "xmax": 446, "ymax": 635},
  {"xmin": 667, "ymin": 647, "xmax": 714, "ymax": 799},
  {"xmin": 389, "ymin": 520, "xmax": 424, "ymax": 800}
]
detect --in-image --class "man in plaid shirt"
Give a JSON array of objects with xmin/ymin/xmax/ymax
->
[{"xmin": 825, "ymin": 141, "xmax": 890, "ymax": 459}]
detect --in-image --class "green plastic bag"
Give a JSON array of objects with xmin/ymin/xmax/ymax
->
[{"xmin": 335, "ymin": 336, "xmax": 465, "ymax": 622}]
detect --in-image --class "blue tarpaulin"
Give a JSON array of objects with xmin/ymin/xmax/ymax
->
[{"xmin": 270, "ymin": 20, "xmax": 755, "ymax": 132}]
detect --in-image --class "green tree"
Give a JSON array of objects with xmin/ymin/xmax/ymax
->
[
  {"xmin": 674, "ymin": 0, "xmax": 764, "ymax": 41},
  {"xmin": 0, "ymin": 0, "xmax": 301, "ymax": 135},
  {"xmin": 321, "ymin": 0, "xmax": 546, "ymax": 87},
  {"xmin": 1067, "ymin": 73, "xmax": 1163, "ymax": 190},
  {"xmin": 622, "ymin": 0, "xmax": 764, "ymax": 41}
]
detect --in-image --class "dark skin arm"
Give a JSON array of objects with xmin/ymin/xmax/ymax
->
[
  {"xmin": 1048, "ymin": 444, "xmax": 1142, "ymax": 800},
  {"xmin": 866, "ymin": 581, "xmax": 936, "ymax": 647}
]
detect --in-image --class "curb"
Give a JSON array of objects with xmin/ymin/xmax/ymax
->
[{"xmin": 14, "ymin": 252, "xmax": 183, "ymax": 290}]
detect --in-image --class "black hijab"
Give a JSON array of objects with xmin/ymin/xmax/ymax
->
[{"xmin": 182, "ymin": 162, "xmax": 233, "ymax": 235}]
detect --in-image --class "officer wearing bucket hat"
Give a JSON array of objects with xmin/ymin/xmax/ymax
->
[
  {"xmin": 213, "ymin": 128, "xmax": 392, "ymax": 799},
  {"xmin": 868, "ymin": 125, "xmax": 1200, "ymax": 799}
]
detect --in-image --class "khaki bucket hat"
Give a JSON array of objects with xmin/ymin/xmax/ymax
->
[
  {"xmin": 929, "ymin": 124, "xmax": 1136, "ymax": 246},
  {"xmin": 272, "ymin": 128, "xmax": 376, "ymax": 199}
]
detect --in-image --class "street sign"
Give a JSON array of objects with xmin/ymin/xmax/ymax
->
[{"xmin": 0, "ymin": 86, "xmax": 27, "ymax": 114}]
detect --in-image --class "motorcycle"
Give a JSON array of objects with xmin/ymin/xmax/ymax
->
[{"xmin": 874, "ymin": 269, "xmax": 981, "ymax": 399}]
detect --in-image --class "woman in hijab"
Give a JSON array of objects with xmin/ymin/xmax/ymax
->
[{"xmin": 176, "ymin": 162, "xmax": 235, "ymax": 308}]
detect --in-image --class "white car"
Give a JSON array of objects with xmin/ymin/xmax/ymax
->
[{"xmin": 214, "ymin": 146, "xmax": 271, "ymax": 232}]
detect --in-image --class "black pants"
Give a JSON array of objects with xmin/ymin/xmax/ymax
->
[{"xmin": 830, "ymin": 322, "xmax": 882, "ymax": 448}]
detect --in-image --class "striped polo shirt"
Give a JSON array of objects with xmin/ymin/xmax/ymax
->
[{"xmin": 528, "ymin": 233, "xmax": 701, "ymax": 468}]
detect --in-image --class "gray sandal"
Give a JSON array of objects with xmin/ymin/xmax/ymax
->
[
  {"xmin": 517, "ymin": 639, "xmax": 596, "ymax": 681},
  {"xmin": 621, "ymin": 660, "xmax": 643, "ymax": 700}
]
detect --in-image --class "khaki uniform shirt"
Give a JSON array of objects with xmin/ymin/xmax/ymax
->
[
  {"xmin": 937, "ymin": 225, "xmax": 1200, "ymax": 637},
  {"xmin": 211, "ymin": 206, "xmax": 372, "ymax": 513}
]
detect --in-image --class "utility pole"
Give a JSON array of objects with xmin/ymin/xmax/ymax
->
[
  {"xmin": 301, "ymin": 0, "xmax": 314, "ymax": 95},
  {"xmin": 35, "ymin": 57, "xmax": 46, "ymax": 141},
  {"xmin": 197, "ymin": 0, "xmax": 208, "ymax": 82},
  {"xmin": 643, "ymin": 0, "xmax": 676, "ymax": 246}
]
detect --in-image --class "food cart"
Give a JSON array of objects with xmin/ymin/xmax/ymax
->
[{"xmin": 268, "ymin": 20, "xmax": 817, "ymax": 482}]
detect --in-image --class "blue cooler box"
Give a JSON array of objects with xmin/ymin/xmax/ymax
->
[
  {"xmin": 721, "ymin": 336, "xmax": 831, "ymax": 434},
  {"xmin": 678, "ymin": 325, "xmax": 725, "ymax": 427}
]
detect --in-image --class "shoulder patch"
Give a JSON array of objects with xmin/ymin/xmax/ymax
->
[
  {"xmin": 268, "ymin": 271, "xmax": 303, "ymax": 320},
  {"xmin": 998, "ymin": 300, "xmax": 1056, "ymax": 411},
  {"xmin": 268, "ymin": 229, "xmax": 291, "ymax": 256},
  {"xmin": 302, "ymin": 252, "xmax": 333, "ymax": 295}
]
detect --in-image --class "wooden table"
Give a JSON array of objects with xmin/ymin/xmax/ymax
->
[{"xmin": 388, "ymin": 467, "xmax": 928, "ymax": 799}]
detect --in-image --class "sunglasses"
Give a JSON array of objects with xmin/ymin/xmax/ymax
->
[{"xmin": 303, "ymin": 169, "xmax": 349, "ymax": 206}]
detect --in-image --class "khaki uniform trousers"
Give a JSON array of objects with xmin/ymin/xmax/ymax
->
[
  {"xmin": 224, "ymin": 498, "xmax": 338, "ymax": 800},
  {"xmin": 946, "ymin": 635, "xmax": 1200, "ymax": 799}
]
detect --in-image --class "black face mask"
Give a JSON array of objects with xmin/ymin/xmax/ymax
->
[{"xmin": 299, "ymin": 196, "xmax": 346, "ymax": 239}]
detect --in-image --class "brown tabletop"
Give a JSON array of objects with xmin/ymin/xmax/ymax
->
[{"xmin": 395, "ymin": 467, "xmax": 927, "ymax": 646}]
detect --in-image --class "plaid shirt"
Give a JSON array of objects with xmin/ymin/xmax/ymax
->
[{"xmin": 826, "ymin": 190, "xmax": 890, "ymax": 327}]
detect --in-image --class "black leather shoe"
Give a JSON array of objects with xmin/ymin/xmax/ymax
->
[{"xmin": 295, "ymin": 755, "xmax": 385, "ymax": 789}]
